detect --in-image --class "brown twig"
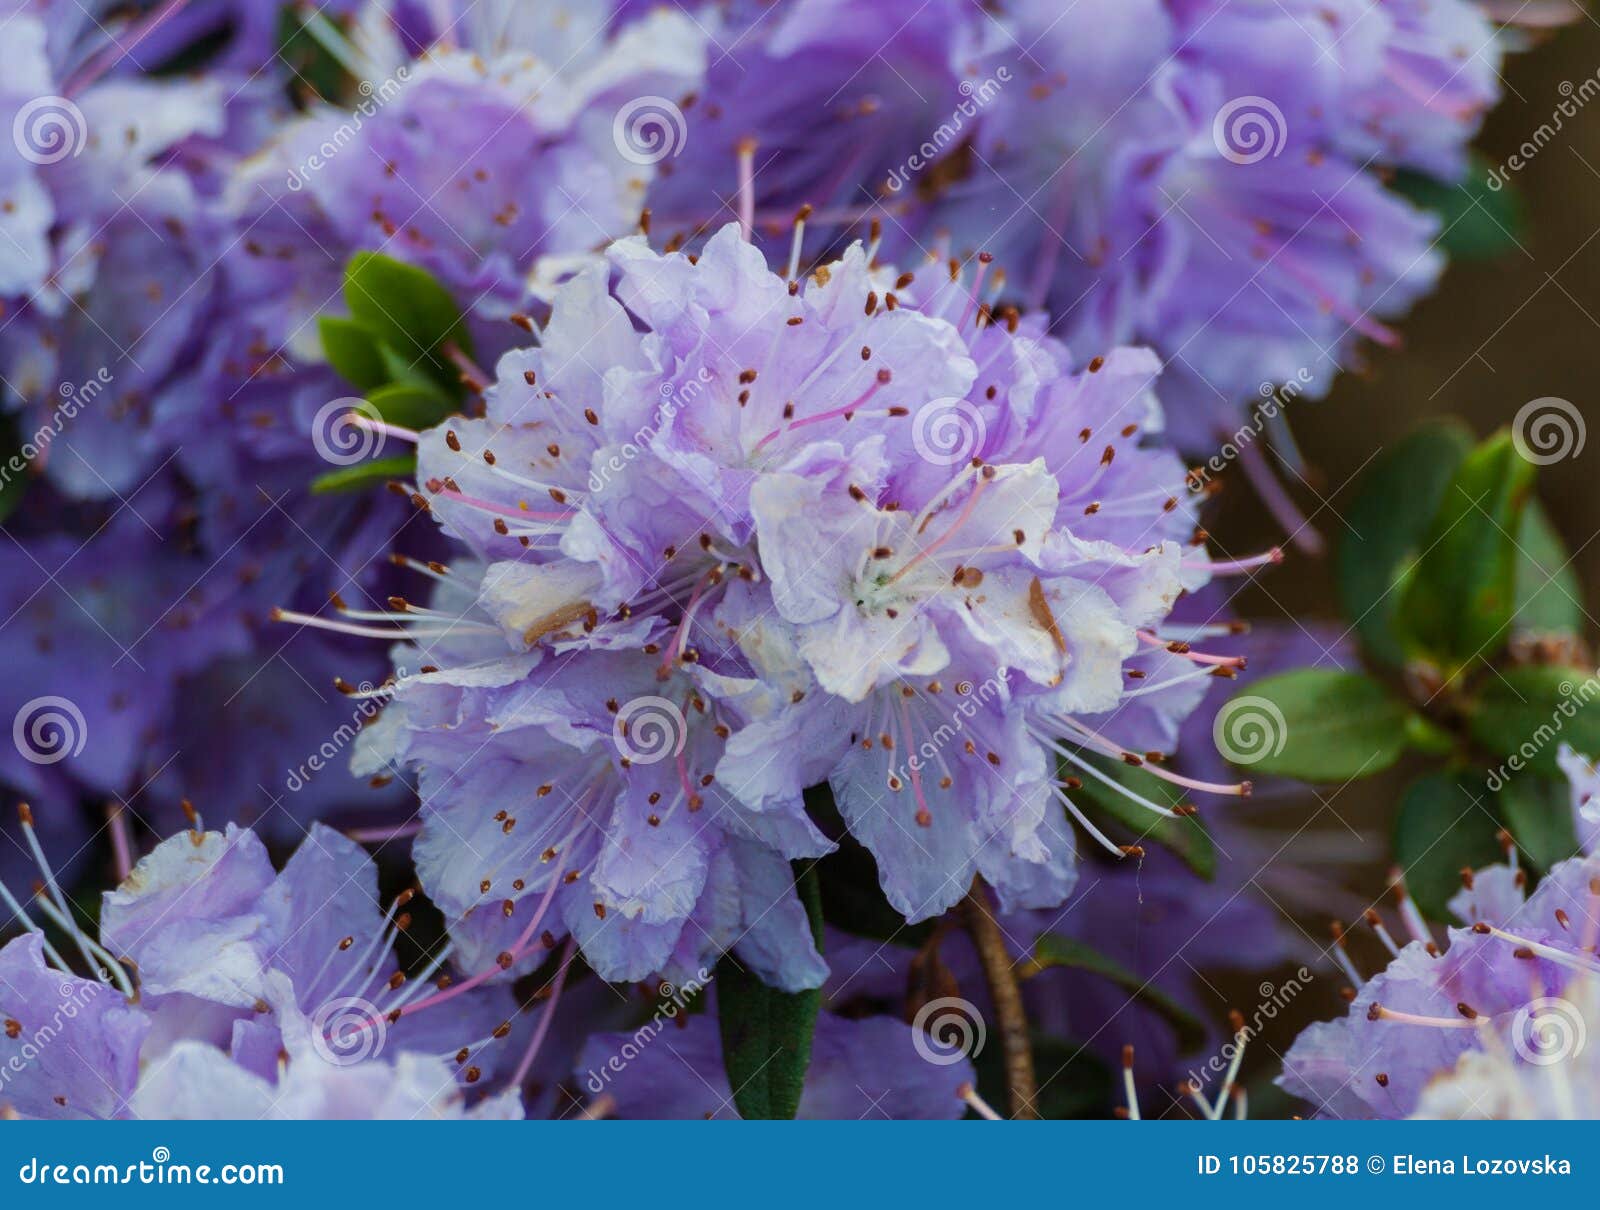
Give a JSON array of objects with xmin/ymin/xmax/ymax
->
[{"xmin": 959, "ymin": 877, "xmax": 1039, "ymax": 1119}]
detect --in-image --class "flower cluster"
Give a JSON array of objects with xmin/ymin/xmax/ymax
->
[
  {"xmin": 322, "ymin": 220, "xmax": 1259, "ymax": 1005},
  {"xmin": 0, "ymin": 0, "xmax": 1579, "ymax": 1123}
]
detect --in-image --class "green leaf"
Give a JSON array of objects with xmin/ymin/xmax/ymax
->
[
  {"xmin": 1026, "ymin": 935, "xmax": 1206, "ymax": 1052},
  {"xmin": 1512, "ymin": 500, "xmax": 1583, "ymax": 639},
  {"xmin": 319, "ymin": 316, "xmax": 390, "ymax": 392},
  {"xmin": 1392, "ymin": 157, "xmax": 1524, "ymax": 262},
  {"xmin": 343, "ymin": 252, "xmax": 472, "ymax": 396},
  {"xmin": 1216, "ymin": 670, "xmax": 1413, "ymax": 782},
  {"xmin": 1337, "ymin": 419, "xmax": 1472, "ymax": 667},
  {"xmin": 1469, "ymin": 665, "xmax": 1600, "ymax": 778},
  {"xmin": 1497, "ymin": 774, "xmax": 1580, "ymax": 872},
  {"xmin": 1396, "ymin": 430, "xmax": 1536, "ymax": 674},
  {"xmin": 1066, "ymin": 756, "xmax": 1215, "ymax": 880},
  {"xmin": 310, "ymin": 454, "xmax": 416, "ymax": 495},
  {"xmin": 366, "ymin": 383, "xmax": 455, "ymax": 431},
  {"xmin": 1393, "ymin": 772, "xmax": 1505, "ymax": 920},
  {"xmin": 716, "ymin": 864, "xmax": 823, "ymax": 1120}
]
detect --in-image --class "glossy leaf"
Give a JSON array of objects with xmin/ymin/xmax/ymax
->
[
  {"xmin": 343, "ymin": 252, "xmax": 471, "ymax": 396},
  {"xmin": 1337, "ymin": 419, "xmax": 1472, "ymax": 667},
  {"xmin": 1468, "ymin": 665, "xmax": 1600, "ymax": 778},
  {"xmin": 319, "ymin": 316, "xmax": 389, "ymax": 392},
  {"xmin": 1393, "ymin": 771, "xmax": 1505, "ymax": 920},
  {"xmin": 1216, "ymin": 671, "xmax": 1413, "ymax": 782},
  {"xmin": 1396, "ymin": 431, "xmax": 1535, "ymax": 673},
  {"xmin": 1497, "ymin": 774, "xmax": 1580, "ymax": 872},
  {"xmin": 1512, "ymin": 500, "xmax": 1583, "ymax": 639}
]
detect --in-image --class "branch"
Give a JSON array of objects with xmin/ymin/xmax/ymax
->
[{"xmin": 959, "ymin": 878, "xmax": 1039, "ymax": 1119}]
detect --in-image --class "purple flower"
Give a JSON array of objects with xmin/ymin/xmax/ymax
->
[
  {"xmin": 323, "ymin": 222, "xmax": 1252, "ymax": 996},
  {"xmin": 0, "ymin": 814, "xmax": 523, "ymax": 1119},
  {"xmin": 1279, "ymin": 842, "xmax": 1600, "ymax": 1118}
]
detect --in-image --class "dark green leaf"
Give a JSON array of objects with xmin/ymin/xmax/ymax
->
[
  {"xmin": 1512, "ymin": 500, "xmax": 1583, "ymax": 639},
  {"xmin": 1216, "ymin": 671, "xmax": 1413, "ymax": 782},
  {"xmin": 1497, "ymin": 774, "xmax": 1580, "ymax": 872},
  {"xmin": 310, "ymin": 454, "xmax": 416, "ymax": 495},
  {"xmin": 1392, "ymin": 156, "xmax": 1524, "ymax": 261},
  {"xmin": 1393, "ymin": 772, "xmax": 1505, "ymax": 920},
  {"xmin": 343, "ymin": 252, "xmax": 471, "ymax": 396},
  {"xmin": 1469, "ymin": 665, "xmax": 1600, "ymax": 778},
  {"xmin": 1067, "ymin": 756, "xmax": 1215, "ymax": 880},
  {"xmin": 1026, "ymin": 935, "xmax": 1206, "ymax": 1052},
  {"xmin": 716, "ymin": 864, "xmax": 823, "ymax": 1120},
  {"xmin": 1337, "ymin": 419, "xmax": 1472, "ymax": 666},
  {"xmin": 1396, "ymin": 430, "xmax": 1536, "ymax": 674},
  {"xmin": 319, "ymin": 316, "xmax": 390, "ymax": 392}
]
